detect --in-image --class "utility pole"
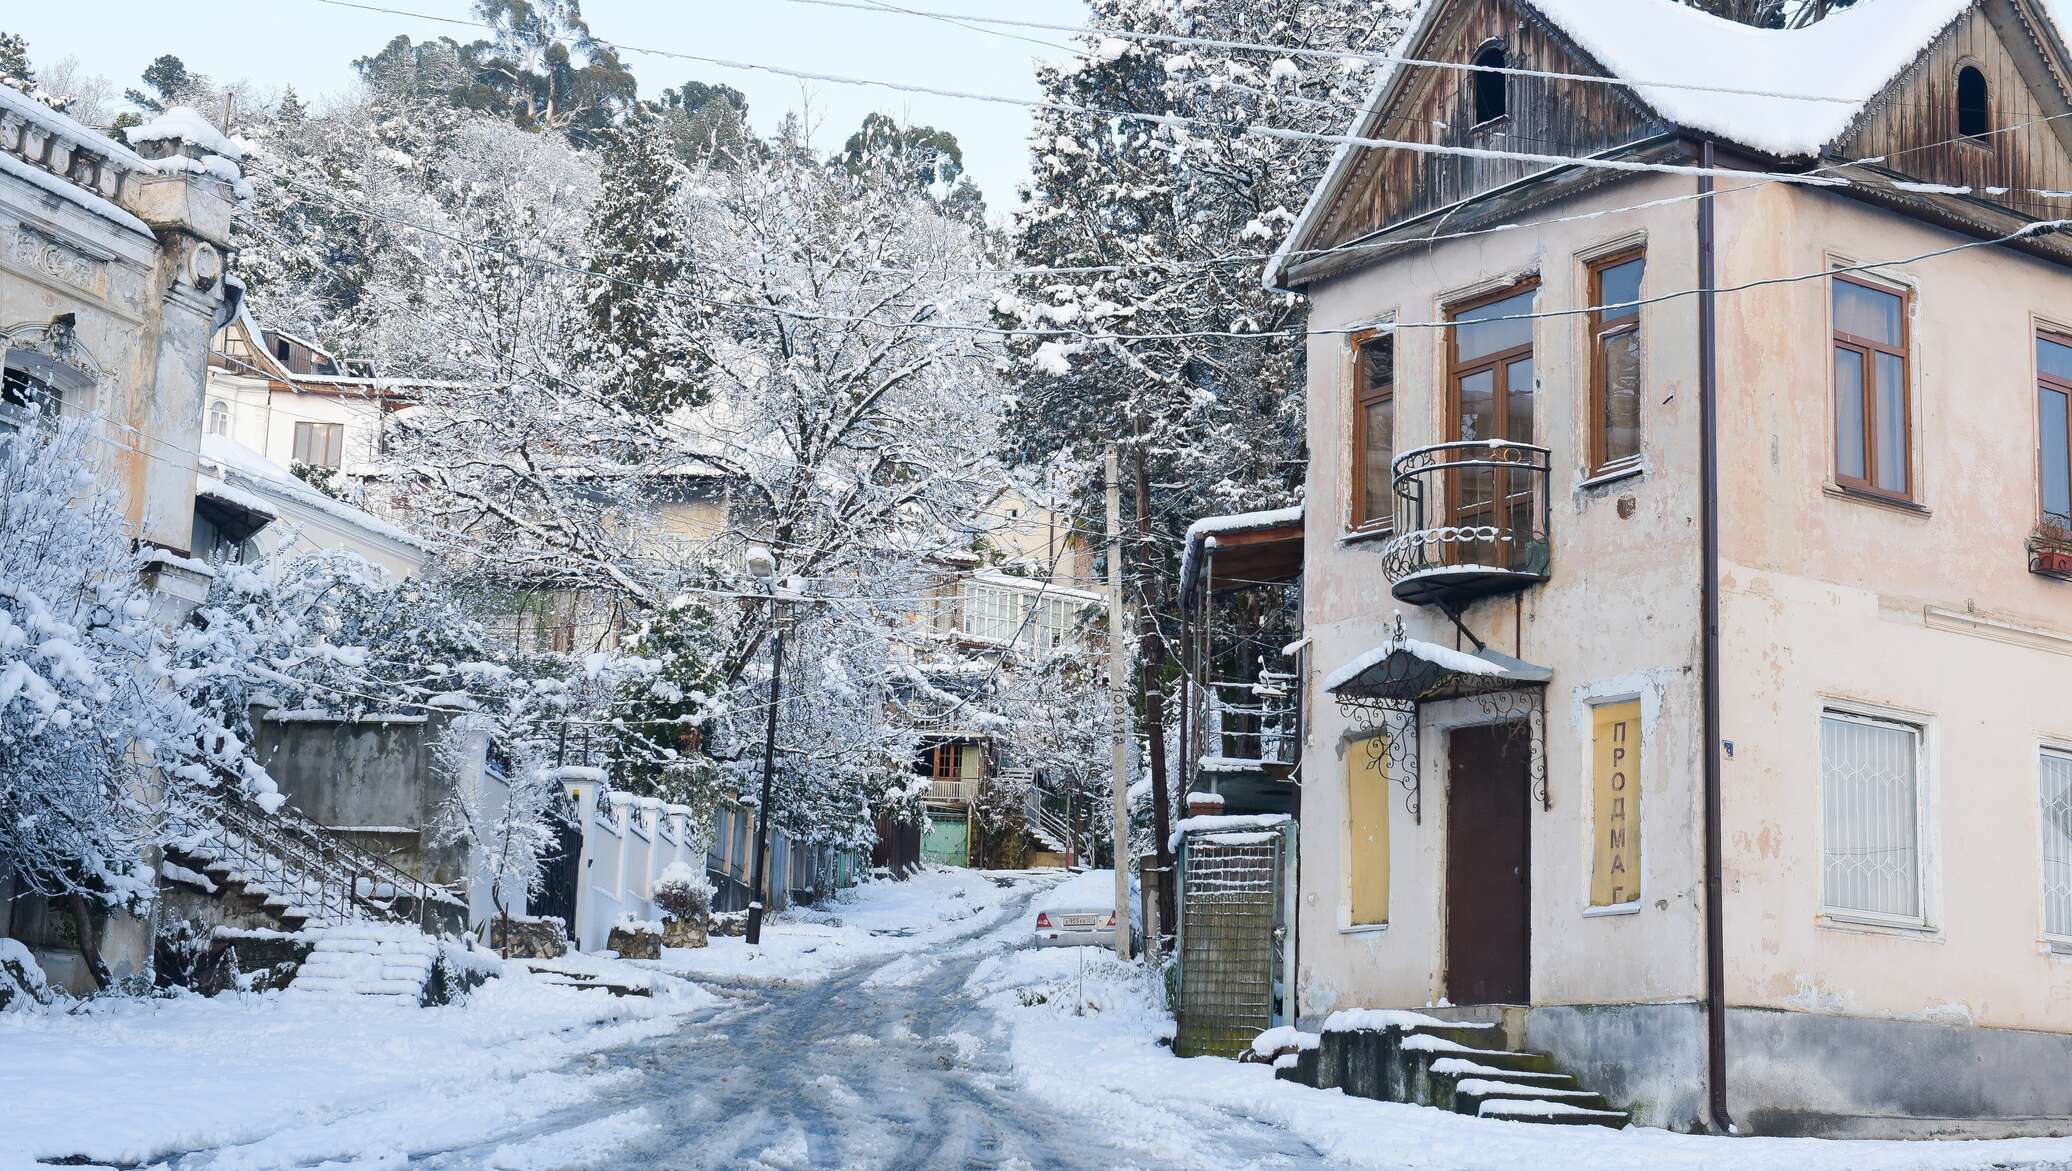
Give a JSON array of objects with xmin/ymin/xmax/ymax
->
[
  {"xmin": 1105, "ymin": 444, "xmax": 1132, "ymax": 961},
  {"xmin": 744, "ymin": 547, "xmax": 784, "ymax": 947},
  {"xmin": 1132, "ymin": 422, "xmax": 1172, "ymax": 958}
]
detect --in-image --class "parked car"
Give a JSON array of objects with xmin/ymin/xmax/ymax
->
[{"xmin": 1032, "ymin": 868, "xmax": 1141, "ymax": 948}]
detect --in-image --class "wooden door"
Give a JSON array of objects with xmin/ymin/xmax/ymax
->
[{"xmin": 1445, "ymin": 722, "xmax": 1531, "ymax": 1004}]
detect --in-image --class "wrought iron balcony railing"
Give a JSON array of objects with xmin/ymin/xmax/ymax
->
[
  {"xmin": 2032, "ymin": 514, "xmax": 2072, "ymax": 582},
  {"xmin": 1381, "ymin": 440, "xmax": 1553, "ymax": 608}
]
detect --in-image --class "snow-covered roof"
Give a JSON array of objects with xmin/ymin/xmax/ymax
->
[
  {"xmin": 195, "ymin": 474, "xmax": 280, "ymax": 522},
  {"xmin": 1266, "ymin": 0, "xmax": 1990, "ymax": 288},
  {"xmin": 0, "ymin": 82, "xmax": 148, "ymax": 170},
  {"xmin": 198, "ymin": 434, "xmax": 432, "ymax": 554},
  {"xmin": 1178, "ymin": 504, "xmax": 1304, "ymax": 608},
  {"xmin": 1322, "ymin": 637, "xmax": 1500, "ymax": 694}
]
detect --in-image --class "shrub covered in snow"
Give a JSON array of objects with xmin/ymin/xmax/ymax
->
[
  {"xmin": 0, "ymin": 423, "xmax": 277, "ymax": 986},
  {"xmin": 652, "ymin": 860, "xmax": 713, "ymax": 922}
]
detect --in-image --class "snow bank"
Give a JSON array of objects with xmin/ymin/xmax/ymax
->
[
  {"xmin": 978, "ymin": 927, "xmax": 2072, "ymax": 1171},
  {"xmin": 0, "ymin": 969, "xmax": 715, "ymax": 1167},
  {"xmin": 1250, "ymin": 1024, "xmax": 1320, "ymax": 1056}
]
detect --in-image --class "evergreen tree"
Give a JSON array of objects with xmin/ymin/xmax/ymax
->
[
  {"xmin": 0, "ymin": 31, "xmax": 33, "ymax": 92},
  {"xmin": 839, "ymin": 113, "xmax": 984, "ymax": 221},
  {"xmin": 578, "ymin": 112, "xmax": 711, "ymax": 415},
  {"xmin": 607, "ymin": 594, "xmax": 726, "ymax": 804}
]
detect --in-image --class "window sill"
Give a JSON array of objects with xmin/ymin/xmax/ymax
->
[
  {"xmin": 1817, "ymin": 913, "xmax": 1941, "ymax": 941},
  {"xmin": 1823, "ymin": 484, "xmax": 1932, "ymax": 518},
  {"xmin": 1339, "ymin": 526, "xmax": 1395, "ymax": 549},
  {"xmin": 1582, "ymin": 902, "xmax": 1641, "ymax": 918},
  {"xmin": 1580, "ymin": 463, "xmax": 1645, "ymax": 491},
  {"xmin": 2043, "ymin": 936, "xmax": 2072, "ymax": 957},
  {"xmin": 1339, "ymin": 922, "xmax": 1389, "ymax": 936}
]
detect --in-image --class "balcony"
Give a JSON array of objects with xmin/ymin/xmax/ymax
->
[
  {"xmin": 1202, "ymin": 673, "xmax": 1301, "ymax": 776},
  {"xmin": 1381, "ymin": 440, "xmax": 1553, "ymax": 609},
  {"xmin": 2032, "ymin": 516, "xmax": 2072, "ymax": 582},
  {"xmin": 925, "ymin": 778, "xmax": 976, "ymax": 805}
]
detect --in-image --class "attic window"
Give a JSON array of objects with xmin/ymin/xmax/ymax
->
[
  {"xmin": 1473, "ymin": 45, "xmax": 1508, "ymax": 125},
  {"xmin": 1957, "ymin": 66, "xmax": 1989, "ymax": 139}
]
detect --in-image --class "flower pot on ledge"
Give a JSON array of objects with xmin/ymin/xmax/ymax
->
[{"xmin": 2038, "ymin": 547, "xmax": 2072, "ymax": 577}]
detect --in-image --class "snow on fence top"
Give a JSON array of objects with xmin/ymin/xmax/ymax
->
[{"xmin": 1170, "ymin": 812, "xmax": 1290, "ymax": 852}]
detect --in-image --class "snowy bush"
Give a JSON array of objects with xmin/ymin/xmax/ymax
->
[
  {"xmin": 652, "ymin": 860, "xmax": 713, "ymax": 922},
  {"xmin": 0, "ymin": 422, "xmax": 276, "ymax": 987}
]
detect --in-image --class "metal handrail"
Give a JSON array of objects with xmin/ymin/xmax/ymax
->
[
  {"xmin": 1383, "ymin": 439, "xmax": 1553, "ymax": 585},
  {"xmin": 172, "ymin": 780, "xmax": 463, "ymax": 932}
]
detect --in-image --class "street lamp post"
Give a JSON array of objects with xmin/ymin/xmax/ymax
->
[{"xmin": 744, "ymin": 547, "xmax": 783, "ymax": 946}]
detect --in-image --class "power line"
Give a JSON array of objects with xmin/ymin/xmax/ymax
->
[{"xmin": 300, "ymin": 0, "xmax": 1894, "ymax": 193}]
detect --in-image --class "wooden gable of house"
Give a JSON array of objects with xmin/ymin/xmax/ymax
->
[
  {"xmin": 1831, "ymin": 0, "xmax": 2072, "ymax": 225},
  {"xmin": 1305, "ymin": 0, "xmax": 1666, "ymax": 259}
]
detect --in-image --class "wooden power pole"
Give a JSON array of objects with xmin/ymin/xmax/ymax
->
[{"xmin": 1105, "ymin": 444, "xmax": 1132, "ymax": 961}]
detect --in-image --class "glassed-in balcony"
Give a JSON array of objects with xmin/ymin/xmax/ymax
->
[{"xmin": 1381, "ymin": 440, "xmax": 1553, "ymax": 609}]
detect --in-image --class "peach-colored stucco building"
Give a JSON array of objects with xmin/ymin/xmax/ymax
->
[{"xmin": 1270, "ymin": 0, "xmax": 2072, "ymax": 1137}]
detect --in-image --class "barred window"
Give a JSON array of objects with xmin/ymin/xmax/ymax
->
[
  {"xmin": 2042, "ymin": 751, "xmax": 2072, "ymax": 940},
  {"xmin": 1820, "ymin": 712, "xmax": 1925, "ymax": 923}
]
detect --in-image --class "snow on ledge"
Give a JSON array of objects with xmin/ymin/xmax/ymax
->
[
  {"xmin": 1170, "ymin": 812, "xmax": 1289, "ymax": 852},
  {"xmin": 1250, "ymin": 1024, "xmax": 1321, "ymax": 1056},
  {"xmin": 1183, "ymin": 505, "xmax": 1303, "ymax": 544},
  {"xmin": 1321, "ymin": 1008, "xmax": 1497, "ymax": 1034},
  {"xmin": 125, "ymin": 107, "xmax": 242, "ymax": 161}
]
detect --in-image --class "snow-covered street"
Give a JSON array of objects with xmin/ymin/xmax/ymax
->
[{"xmin": 12, "ymin": 870, "xmax": 2072, "ymax": 1170}]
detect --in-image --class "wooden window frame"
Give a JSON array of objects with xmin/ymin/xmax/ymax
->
[
  {"xmin": 1831, "ymin": 273, "xmax": 1914, "ymax": 503},
  {"xmin": 1956, "ymin": 64, "xmax": 1990, "ymax": 142},
  {"xmin": 2040, "ymin": 330, "xmax": 2072, "ymax": 526},
  {"xmin": 1350, "ymin": 327, "xmax": 1396, "ymax": 533},
  {"xmin": 1446, "ymin": 276, "xmax": 1540, "ymax": 446},
  {"xmin": 1586, "ymin": 248, "xmax": 1646, "ymax": 475}
]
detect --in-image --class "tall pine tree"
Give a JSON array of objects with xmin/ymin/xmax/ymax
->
[{"xmin": 578, "ymin": 112, "xmax": 710, "ymax": 416}]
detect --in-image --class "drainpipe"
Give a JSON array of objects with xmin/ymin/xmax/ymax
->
[{"xmin": 1697, "ymin": 139, "xmax": 1736, "ymax": 1136}]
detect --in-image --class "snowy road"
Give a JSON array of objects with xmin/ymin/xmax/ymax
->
[{"xmin": 412, "ymin": 878, "xmax": 1337, "ymax": 1171}]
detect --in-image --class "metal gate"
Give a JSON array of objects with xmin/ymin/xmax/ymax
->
[
  {"xmin": 1174, "ymin": 818, "xmax": 1295, "ymax": 1058},
  {"xmin": 532, "ymin": 811, "xmax": 584, "ymax": 939}
]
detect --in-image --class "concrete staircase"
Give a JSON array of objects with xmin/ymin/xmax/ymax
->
[
  {"xmin": 285, "ymin": 924, "xmax": 442, "ymax": 1006},
  {"xmin": 1266, "ymin": 1011, "xmax": 1630, "ymax": 1128}
]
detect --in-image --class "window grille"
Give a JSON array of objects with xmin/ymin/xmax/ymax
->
[
  {"xmin": 1820, "ymin": 713, "xmax": 1923, "ymax": 922},
  {"xmin": 2042, "ymin": 751, "xmax": 2072, "ymax": 940}
]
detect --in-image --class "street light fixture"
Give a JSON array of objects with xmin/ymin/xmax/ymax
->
[{"xmin": 743, "ymin": 546, "xmax": 783, "ymax": 946}]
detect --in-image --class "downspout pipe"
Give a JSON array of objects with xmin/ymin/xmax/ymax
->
[{"xmin": 1698, "ymin": 138, "xmax": 1737, "ymax": 1136}]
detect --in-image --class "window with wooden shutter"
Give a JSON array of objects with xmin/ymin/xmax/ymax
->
[{"xmin": 1347, "ymin": 734, "xmax": 1389, "ymax": 926}]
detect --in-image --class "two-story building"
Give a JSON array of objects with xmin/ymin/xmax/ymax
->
[
  {"xmin": 1, "ymin": 90, "xmax": 243, "ymax": 989},
  {"xmin": 1272, "ymin": 0, "xmax": 2072, "ymax": 1137}
]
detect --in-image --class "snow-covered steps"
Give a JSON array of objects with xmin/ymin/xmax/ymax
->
[
  {"xmin": 1259, "ymin": 1011, "xmax": 1630, "ymax": 1129},
  {"xmin": 286, "ymin": 924, "xmax": 444, "ymax": 1006}
]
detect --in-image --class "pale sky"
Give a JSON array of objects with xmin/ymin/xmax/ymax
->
[{"xmin": 9, "ymin": 0, "xmax": 1090, "ymax": 214}]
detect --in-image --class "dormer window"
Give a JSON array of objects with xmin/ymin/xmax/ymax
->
[
  {"xmin": 1958, "ymin": 65, "xmax": 1989, "ymax": 139},
  {"xmin": 1473, "ymin": 44, "xmax": 1508, "ymax": 125}
]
